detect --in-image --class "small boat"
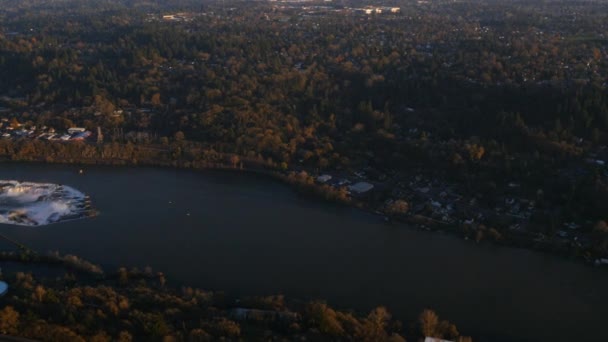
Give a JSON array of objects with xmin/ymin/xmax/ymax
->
[{"xmin": 78, "ymin": 169, "xmax": 84, "ymax": 175}]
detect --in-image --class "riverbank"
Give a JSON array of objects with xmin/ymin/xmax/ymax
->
[
  {"xmin": 0, "ymin": 138, "xmax": 605, "ymax": 269},
  {"xmin": 0, "ymin": 238, "xmax": 472, "ymax": 341}
]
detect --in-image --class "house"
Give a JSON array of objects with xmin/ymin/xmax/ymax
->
[
  {"xmin": 71, "ymin": 131, "xmax": 92, "ymax": 141},
  {"xmin": 595, "ymin": 258, "xmax": 608, "ymax": 266},
  {"xmin": 564, "ymin": 222, "xmax": 580, "ymax": 230},
  {"xmin": 317, "ymin": 174, "xmax": 332, "ymax": 183},
  {"xmin": 424, "ymin": 338, "xmax": 453, "ymax": 342},
  {"xmin": 68, "ymin": 127, "xmax": 86, "ymax": 134},
  {"xmin": 354, "ymin": 171, "xmax": 366, "ymax": 178},
  {"xmin": 329, "ymin": 178, "xmax": 350, "ymax": 187},
  {"xmin": 349, "ymin": 182, "xmax": 374, "ymax": 194}
]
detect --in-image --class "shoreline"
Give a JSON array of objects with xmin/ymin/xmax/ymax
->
[{"xmin": 0, "ymin": 248, "xmax": 474, "ymax": 342}]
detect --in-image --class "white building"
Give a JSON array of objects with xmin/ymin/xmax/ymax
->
[
  {"xmin": 596, "ymin": 258, "xmax": 608, "ymax": 266},
  {"xmin": 349, "ymin": 182, "xmax": 374, "ymax": 194},
  {"xmin": 68, "ymin": 127, "xmax": 86, "ymax": 134},
  {"xmin": 424, "ymin": 338, "xmax": 453, "ymax": 342},
  {"xmin": 317, "ymin": 174, "xmax": 332, "ymax": 183}
]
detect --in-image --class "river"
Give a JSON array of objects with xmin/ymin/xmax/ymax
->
[{"xmin": 0, "ymin": 163, "xmax": 606, "ymax": 342}]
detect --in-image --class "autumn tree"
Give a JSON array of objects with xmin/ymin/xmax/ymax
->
[
  {"xmin": 356, "ymin": 307, "xmax": 393, "ymax": 341},
  {"xmin": 419, "ymin": 309, "xmax": 460, "ymax": 340},
  {"xmin": 306, "ymin": 302, "xmax": 345, "ymax": 337},
  {"xmin": 188, "ymin": 329, "xmax": 211, "ymax": 342},
  {"xmin": 151, "ymin": 93, "xmax": 162, "ymax": 106},
  {"xmin": 0, "ymin": 306, "xmax": 19, "ymax": 335},
  {"xmin": 33, "ymin": 284, "xmax": 47, "ymax": 303},
  {"xmin": 94, "ymin": 95, "xmax": 116, "ymax": 117},
  {"xmin": 465, "ymin": 143, "xmax": 485, "ymax": 161},
  {"xmin": 174, "ymin": 131, "xmax": 185, "ymax": 141},
  {"xmin": 594, "ymin": 220, "xmax": 608, "ymax": 234},
  {"xmin": 419, "ymin": 309, "xmax": 439, "ymax": 337},
  {"xmin": 118, "ymin": 267, "xmax": 129, "ymax": 285},
  {"xmin": 230, "ymin": 155, "xmax": 240, "ymax": 168},
  {"xmin": 118, "ymin": 331, "xmax": 133, "ymax": 342},
  {"xmin": 90, "ymin": 331, "xmax": 111, "ymax": 342},
  {"xmin": 388, "ymin": 200, "xmax": 409, "ymax": 215}
]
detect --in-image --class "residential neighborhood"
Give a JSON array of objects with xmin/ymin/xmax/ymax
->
[{"xmin": 0, "ymin": 119, "xmax": 93, "ymax": 143}]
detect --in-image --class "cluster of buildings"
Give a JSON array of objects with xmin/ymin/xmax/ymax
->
[
  {"xmin": 316, "ymin": 173, "xmax": 375, "ymax": 196},
  {"xmin": 314, "ymin": 164, "xmax": 595, "ymax": 252},
  {"xmin": 352, "ymin": 6, "xmax": 401, "ymax": 15},
  {"xmin": 393, "ymin": 174, "xmax": 464, "ymax": 224},
  {"xmin": 160, "ymin": 13, "xmax": 198, "ymax": 22},
  {"xmin": 265, "ymin": 2, "xmax": 401, "ymax": 17},
  {"xmin": 498, "ymin": 195, "xmax": 535, "ymax": 221},
  {"xmin": 0, "ymin": 120, "xmax": 92, "ymax": 142}
]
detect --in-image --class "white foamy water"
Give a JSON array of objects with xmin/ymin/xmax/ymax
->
[{"xmin": 0, "ymin": 180, "xmax": 94, "ymax": 226}]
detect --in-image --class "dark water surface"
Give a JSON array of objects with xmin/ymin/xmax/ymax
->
[{"xmin": 0, "ymin": 163, "xmax": 606, "ymax": 342}]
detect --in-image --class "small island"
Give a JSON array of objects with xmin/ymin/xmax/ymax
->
[{"xmin": 0, "ymin": 181, "xmax": 96, "ymax": 226}]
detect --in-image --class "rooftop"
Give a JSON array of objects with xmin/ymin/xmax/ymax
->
[{"xmin": 349, "ymin": 182, "xmax": 374, "ymax": 194}]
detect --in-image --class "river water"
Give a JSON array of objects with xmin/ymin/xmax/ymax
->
[{"xmin": 0, "ymin": 163, "xmax": 606, "ymax": 342}]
